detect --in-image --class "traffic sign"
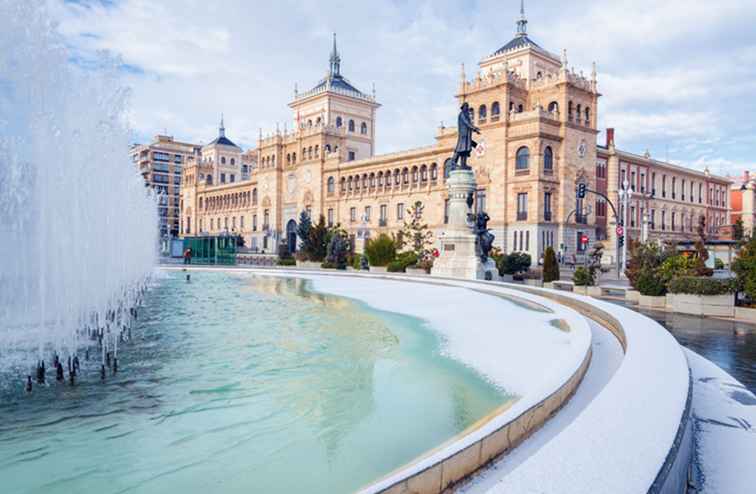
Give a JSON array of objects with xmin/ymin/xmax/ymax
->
[
  {"xmin": 616, "ymin": 225, "xmax": 624, "ymax": 236},
  {"xmin": 580, "ymin": 234, "xmax": 589, "ymax": 244}
]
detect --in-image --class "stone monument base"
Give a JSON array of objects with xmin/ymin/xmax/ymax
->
[{"xmin": 431, "ymin": 231, "xmax": 498, "ymax": 281}]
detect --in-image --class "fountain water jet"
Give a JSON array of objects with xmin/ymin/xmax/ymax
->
[{"xmin": 0, "ymin": 1, "xmax": 157, "ymax": 385}]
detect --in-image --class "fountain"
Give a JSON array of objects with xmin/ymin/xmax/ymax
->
[{"xmin": 0, "ymin": 1, "xmax": 156, "ymax": 386}]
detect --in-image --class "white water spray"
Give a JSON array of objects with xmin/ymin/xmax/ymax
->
[{"xmin": 0, "ymin": 1, "xmax": 157, "ymax": 369}]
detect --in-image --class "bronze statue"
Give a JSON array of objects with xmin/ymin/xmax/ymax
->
[
  {"xmin": 451, "ymin": 102, "xmax": 481, "ymax": 170},
  {"xmin": 475, "ymin": 212, "xmax": 495, "ymax": 263}
]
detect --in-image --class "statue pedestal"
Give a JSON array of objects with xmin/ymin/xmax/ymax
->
[{"xmin": 431, "ymin": 169, "xmax": 498, "ymax": 281}]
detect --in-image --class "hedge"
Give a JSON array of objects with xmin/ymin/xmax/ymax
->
[
  {"xmin": 667, "ymin": 276, "xmax": 736, "ymax": 295},
  {"xmin": 277, "ymin": 258, "xmax": 296, "ymax": 266}
]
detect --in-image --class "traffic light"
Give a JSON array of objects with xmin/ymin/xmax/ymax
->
[
  {"xmin": 577, "ymin": 183, "xmax": 587, "ymax": 199},
  {"xmin": 618, "ymin": 235, "xmax": 624, "ymax": 248}
]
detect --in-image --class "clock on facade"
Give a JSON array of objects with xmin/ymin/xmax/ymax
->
[{"xmin": 577, "ymin": 140, "xmax": 587, "ymax": 159}]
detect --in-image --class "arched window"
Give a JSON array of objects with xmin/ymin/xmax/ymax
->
[
  {"xmin": 361, "ymin": 122, "xmax": 368, "ymax": 134},
  {"xmin": 420, "ymin": 165, "xmax": 428, "ymax": 181},
  {"xmin": 548, "ymin": 101, "xmax": 559, "ymax": 113},
  {"xmin": 544, "ymin": 146, "xmax": 554, "ymax": 171},
  {"xmin": 469, "ymin": 107, "xmax": 475, "ymax": 122},
  {"xmin": 272, "ymin": 155, "xmax": 275, "ymax": 165},
  {"xmin": 286, "ymin": 153, "xmax": 291, "ymax": 165},
  {"xmin": 585, "ymin": 107, "xmax": 591, "ymax": 126},
  {"xmin": 327, "ymin": 176, "xmax": 335, "ymax": 193},
  {"xmin": 491, "ymin": 101, "xmax": 500, "ymax": 120},
  {"xmin": 369, "ymin": 173, "xmax": 375, "ymax": 187},
  {"xmin": 231, "ymin": 158, "xmax": 235, "ymax": 165},
  {"xmin": 307, "ymin": 119, "xmax": 312, "ymax": 128},
  {"xmin": 478, "ymin": 104, "xmax": 487, "ymax": 123},
  {"xmin": 362, "ymin": 174, "xmax": 368, "ymax": 188},
  {"xmin": 316, "ymin": 116, "xmax": 322, "ymax": 125},
  {"xmin": 412, "ymin": 166, "xmax": 419, "ymax": 183},
  {"xmin": 568, "ymin": 101, "xmax": 574, "ymax": 121},
  {"xmin": 348, "ymin": 119, "xmax": 355, "ymax": 132},
  {"xmin": 402, "ymin": 168, "xmax": 409, "ymax": 184},
  {"xmin": 516, "ymin": 146, "xmax": 530, "ymax": 170},
  {"xmin": 308, "ymin": 146, "xmax": 313, "ymax": 159},
  {"xmin": 576, "ymin": 104, "xmax": 582, "ymax": 121},
  {"xmin": 430, "ymin": 163, "xmax": 438, "ymax": 180},
  {"xmin": 509, "ymin": 101, "xmax": 515, "ymax": 113},
  {"xmin": 325, "ymin": 144, "xmax": 331, "ymax": 153},
  {"xmin": 394, "ymin": 169, "xmax": 400, "ymax": 185},
  {"xmin": 348, "ymin": 176, "xmax": 353, "ymax": 191},
  {"xmin": 377, "ymin": 171, "xmax": 383, "ymax": 186},
  {"xmin": 221, "ymin": 156, "xmax": 226, "ymax": 164},
  {"xmin": 336, "ymin": 116, "xmax": 343, "ymax": 128},
  {"xmin": 314, "ymin": 145, "xmax": 319, "ymax": 157},
  {"xmin": 199, "ymin": 197, "xmax": 203, "ymax": 209}
]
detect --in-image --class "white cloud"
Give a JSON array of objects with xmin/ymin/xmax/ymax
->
[{"xmin": 49, "ymin": 0, "xmax": 756, "ymax": 171}]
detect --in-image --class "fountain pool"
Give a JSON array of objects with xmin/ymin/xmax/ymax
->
[{"xmin": 1, "ymin": 270, "xmax": 535, "ymax": 494}]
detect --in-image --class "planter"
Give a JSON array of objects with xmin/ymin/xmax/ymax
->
[
  {"xmin": 501, "ymin": 274, "xmax": 514, "ymax": 282},
  {"xmin": 625, "ymin": 290, "xmax": 640, "ymax": 303},
  {"xmin": 295, "ymin": 260, "xmax": 322, "ymax": 269},
  {"xmin": 573, "ymin": 285, "xmax": 589, "ymax": 295},
  {"xmin": 735, "ymin": 307, "xmax": 756, "ymax": 323},
  {"xmin": 668, "ymin": 293, "xmax": 734, "ymax": 317},
  {"xmin": 639, "ymin": 294, "xmax": 666, "ymax": 309},
  {"xmin": 369, "ymin": 266, "xmax": 388, "ymax": 273},
  {"xmin": 587, "ymin": 286, "xmax": 604, "ymax": 297},
  {"xmin": 405, "ymin": 267, "xmax": 429, "ymax": 276},
  {"xmin": 524, "ymin": 279, "xmax": 543, "ymax": 288}
]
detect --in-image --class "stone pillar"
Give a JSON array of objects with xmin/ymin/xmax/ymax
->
[{"xmin": 431, "ymin": 169, "xmax": 497, "ymax": 280}]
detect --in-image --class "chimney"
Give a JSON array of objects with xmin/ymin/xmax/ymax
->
[{"xmin": 606, "ymin": 128, "xmax": 615, "ymax": 148}]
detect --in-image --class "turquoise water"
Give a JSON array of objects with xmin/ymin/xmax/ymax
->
[{"xmin": 0, "ymin": 271, "xmax": 509, "ymax": 494}]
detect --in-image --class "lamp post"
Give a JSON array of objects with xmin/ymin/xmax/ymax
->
[{"xmin": 618, "ymin": 179, "xmax": 632, "ymax": 269}]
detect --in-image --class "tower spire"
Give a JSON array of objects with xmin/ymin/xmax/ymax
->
[
  {"xmin": 329, "ymin": 32, "xmax": 341, "ymax": 77},
  {"xmin": 516, "ymin": 0, "xmax": 528, "ymax": 36},
  {"xmin": 219, "ymin": 113, "xmax": 225, "ymax": 138}
]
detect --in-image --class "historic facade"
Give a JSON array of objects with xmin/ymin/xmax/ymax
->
[{"xmin": 178, "ymin": 10, "xmax": 731, "ymax": 263}]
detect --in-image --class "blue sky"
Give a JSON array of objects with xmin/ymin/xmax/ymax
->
[{"xmin": 52, "ymin": 0, "xmax": 756, "ymax": 176}]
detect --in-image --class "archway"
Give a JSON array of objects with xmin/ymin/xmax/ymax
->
[{"xmin": 286, "ymin": 219, "xmax": 297, "ymax": 254}]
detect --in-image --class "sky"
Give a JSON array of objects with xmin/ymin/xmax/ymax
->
[{"xmin": 50, "ymin": 0, "xmax": 756, "ymax": 176}]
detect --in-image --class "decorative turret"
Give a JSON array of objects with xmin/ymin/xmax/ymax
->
[
  {"xmin": 329, "ymin": 33, "xmax": 341, "ymax": 77},
  {"xmin": 516, "ymin": 0, "xmax": 528, "ymax": 36},
  {"xmin": 219, "ymin": 114, "xmax": 225, "ymax": 138}
]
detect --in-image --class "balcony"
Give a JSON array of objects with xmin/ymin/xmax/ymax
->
[{"xmin": 517, "ymin": 212, "xmax": 528, "ymax": 221}]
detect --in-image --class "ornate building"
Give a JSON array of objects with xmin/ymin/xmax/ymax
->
[{"xmin": 179, "ymin": 9, "xmax": 731, "ymax": 263}]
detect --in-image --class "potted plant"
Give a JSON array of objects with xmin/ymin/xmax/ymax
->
[
  {"xmin": 572, "ymin": 266, "xmax": 593, "ymax": 295},
  {"xmin": 364, "ymin": 234, "xmax": 396, "ymax": 272},
  {"xmin": 667, "ymin": 276, "xmax": 736, "ymax": 316}
]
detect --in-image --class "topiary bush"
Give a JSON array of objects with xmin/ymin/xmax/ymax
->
[
  {"xmin": 498, "ymin": 252, "xmax": 532, "ymax": 275},
  {"xmin": 668, "ymin": 276, "xmax": 735, "ymax": 295},
  {"xmin": 635, "ymin": 269, "xmax": 667, "ymax": 296},
  {"xmin": 365, "ymin": 234, "xmax": 396, "ymax": 267},
  {"xmin": 387, "ymin": 260, "xmax": 405, "ymax": 272},
  {"xmin": 277, "ymin": 257, "xmax": 296, "ymax": 266},
  {"xmin": 542, "ymin": 246, "xmax": 559, "ymax": 282},
  {"xmin": 573, "ymin": 266, "xmax": 595, "ymax": 286}
]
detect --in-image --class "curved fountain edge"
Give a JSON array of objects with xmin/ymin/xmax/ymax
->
[{"xmin": 161, "ymin": 266, "xmax": 692, "ymax": 493}]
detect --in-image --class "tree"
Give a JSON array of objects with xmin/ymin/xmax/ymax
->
[
  {"xmin": 734, "ymin": 218, "xmax": 745, "ymax": 242},
  {"xmin": 693, "ymin": 215, "xmax": 713, "ymax": 277},
  {"xmin": 732, "ymin": 235, "xmax": 756, "ymax": 302},
  {"xmin": 296, "ymin": 211, "xmax": 313, "ymax": 258},
  {"xmin": 400, "ymin": 201, "xmax": 434, "ymax": 259},
  {"xmin": 542, "ymin": 247, "xmax": 560, "ymax": 282},
  {"xmin": 308, "ymin": 215, "xmax": 329, "ymax": 261}
]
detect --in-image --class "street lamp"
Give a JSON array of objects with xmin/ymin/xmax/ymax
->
[{"xmin": 618, "ymin": 179, "xmax": 633, "ymax": 269}]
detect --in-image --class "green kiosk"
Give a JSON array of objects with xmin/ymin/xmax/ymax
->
[{"xmin": 183, "ymin": 235, "xmax": 237, "ymax": 265}]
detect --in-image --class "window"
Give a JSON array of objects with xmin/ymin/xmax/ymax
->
[
  {"xmin": 672, "ymin": 212, "xmax": 676, "ymax": 231},
  {"xmin": 350, "ymin": 207, "xmax": 357, "ymax": 222},
  {"xmin": 361, "ymin": 122, "xmax": 368, "ymax": 134},
  {"xmin": 516, "ymin": 147, "xmax": 530, "ymax": 170},
  {"xmin": 327, "ymin": 208, "xmax": 334, "ymax": 226},
  {"xmin": 211, "ymin": 218, "xmax": 214, "ymax": 230},
  {"xmin": 681, "ymin": 179, "xmax": 686, "ymax": 201},
  {"xmin": 662, "ymin": 175, "xmax": 667, "ymax": 198},
  {"xmin": 263, "ymin": 210, "xmax": 269, "ymax": 228},
  {"xmin": 336, "ymin": 116, "xmax": 342, "ymax": 128},
  {"xmin": 630, "ymin": 206, "xmax": 636, "ymax": 227},
  {"xmin": 585, "ymin": 107, "xmax": 591, "ymax": 126},
  {"xmin": 252, "ymin": 188, "xmax": 258, "ymax": 205},
  {"xmin": 431, "ymin": 163, "xmax": 438, "ymax": 180},
  {"xmin": 517, "ymin": 193, "xmax": 528, "ymax": 221},
  {"xmin": 491, "ymin": 101, "xmax": 500, "ymax": 120},
  {"xmin": 640, "ymin": 173, "xmax": 645, "ymax": 193},
  {"xmin": 650, "ymin": 209, "xmax": 655, "ymax": 229},
  {"xmin": 221, "ymin": 156, "xmax": 226, "ymax": 164},
  {"xmin": 543, "ymin": 146, "xmax": 553, "ymax": 171},
  {"xmin": 478, "ymin": 104, "xmax": 487, "ymax": 123},
  {"xmin": 698, "ymin": 183, "xmax": 703, "ymax": 203},
  {"xmin": 548, "ymin": 101, "xmax": 559, "ymax": 113},
  {"xmin": 327, "ymin": 176, "xmax": 335, "ymax": 194},
  {"xmin": 444, "ymin": 199, "xmax": 449, "ymax": 224},
  {"xmin": 365, "ymin": 206, "xmax": 372, "ymax": 222},
  {"xmin": 348, "ymin": 119, "xmax": 355, "ymax": 132},
  {"xmin": 231, "ymin": 158, "xmax": 235, "ymax": 165},
  {"xmin": 631, "ymin": 171, "xmax": 636, "ymax": 191},
  {"xmin": 220, "ymin": 173, "xmax": 226, "ymax": 183},
  {"xmin": 397, "ymin": 203, "xmax": 404, "ymax": 220},
  {"xmin": 544, "ymin": 192, "xmax": 552, "ymax": 221},
  {"xmin": 253, "ymin": 214, "xmax": 257, "ymax": 231},
  {"xmin": 672, "ymin": 177, "xmax": 676, "ymax": 199},
  {"xmin": 348, "ymin": 151, "xmax": 356, "ymax": 161},
  {"xmin": 380, "ymin": 204, "xmax": 387, "ymax": 222},
  {"xmin": 230, "ymin": 174, "xmax": 235, "ymax": 183}
]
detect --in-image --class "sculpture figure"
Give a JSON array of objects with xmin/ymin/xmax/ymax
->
[
  {"xmin": 475, "ymin": 212, "xmax": 495, "ymax": 263},
  {"xmin": 450, "ymin": 102, "xmax": 481, "ymax": 170}
]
